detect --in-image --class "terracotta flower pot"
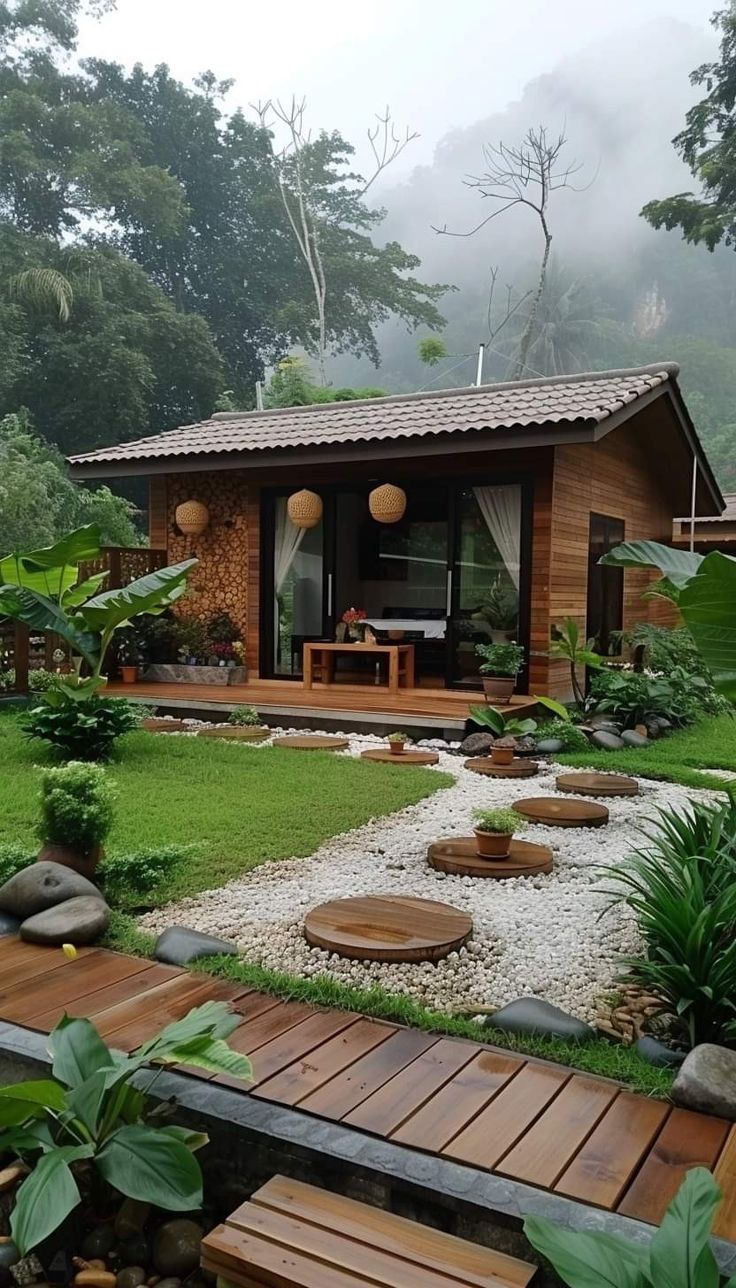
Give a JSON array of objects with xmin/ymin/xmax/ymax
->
[
  {"xmin": 37, "ymin": 842, "xmax": 104, "ymax": 882},
  {"xmin": 482, "ymin": 676, "xmax": 515, "ymax": 701},
  {"xmin": 389, "ymin": 741, "xmax": 405, "ymax": 755},
  {"xmin": 474, "ymin": 829, "xmax": 513, "ymax": 859},
  {"xmin": 490, "ymin": 744, "xmax": 514, "ymax": 766},
  {"xmin": 120, "ymin": 666, "xmax": 138, "ymax": 684}
]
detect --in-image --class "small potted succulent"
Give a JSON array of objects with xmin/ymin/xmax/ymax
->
[
  {"xmin": 472, "ymin": 805, "xmax": 527, "ymax": 859},
  {"xmin": 475, "ymin": 642, "xmax": 525, "ymax": 701},
  {"xmin": 37, "ymin": 762, "xmax": 115, "ymax": 880},
  {"xmin": 387, "ymin": 730, "xmax": 410, "ymax": 755}
]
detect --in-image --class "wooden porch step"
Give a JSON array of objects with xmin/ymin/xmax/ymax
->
[{"xmin": 201, "ymin": 1174, "xmax": 537, "ymax": 1287}]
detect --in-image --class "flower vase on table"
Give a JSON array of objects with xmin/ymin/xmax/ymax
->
[{"xmin": 342, "ymin": 607, "xmax": 367, "ymax": 643}]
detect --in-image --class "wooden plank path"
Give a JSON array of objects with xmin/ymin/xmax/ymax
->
[{"xmin": 0, "ymin": 938, "xmax": 734, "ymax": 1242}]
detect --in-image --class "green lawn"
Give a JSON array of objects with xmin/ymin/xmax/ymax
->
[
  {"xmin": 0, "ymin": 713, "xmax": 450, "ymax": 899},
  {"xmin": 558, "ymin": 714, "xmax": 736, "ymax": 790}
]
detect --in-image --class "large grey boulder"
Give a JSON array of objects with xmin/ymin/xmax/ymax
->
[
  {"xmin": 536, "ymin": 738, "xmax": 564, "ymax": 754},
  {"xmin": 0, "ymin": 862, "xmax": 100, "ymax": 919},
  {"xmin": 460, "ymin": 732, "xmax": 494, "ymax": 757},
  {"xmin": 482, "ymin": 997, "xmax": 595, "ymax": 1043},
  {"xmin": 621, "ymin": 730, "xmax": 650, "ymax": 748},
  {"xmin": 590, "ymin": 730, "xmax": 626, "ymax": 751},
  {"xmin": 587, "ymin": 715, "xmax": 623, "ymax": 733},
  {"xmin": 672, "ymin": 1044, "xmax": 736, "ymax": 1121},
  {"xmin": 154, "ymin": 927, "xmax": 237, "ymax": 967},
  {"xmin": 20, "ymin": 895, "xmax": 109, "ymax": 946}
]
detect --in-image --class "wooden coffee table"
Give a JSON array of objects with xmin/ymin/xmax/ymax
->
[{"xmin": 303, "ymin": 642, "xmax": 415, "ymax": 694}]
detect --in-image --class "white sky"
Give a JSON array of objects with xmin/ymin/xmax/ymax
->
[{"xmin": 77, "ymin": 0, "xmax": 717, "ymax": 173}]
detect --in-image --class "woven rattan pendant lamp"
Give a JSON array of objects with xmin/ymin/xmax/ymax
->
[{"xmin": 368, "ymin": 483, "xmax": 407, "ymax": 524}]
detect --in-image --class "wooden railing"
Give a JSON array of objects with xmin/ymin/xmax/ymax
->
[{"xmin": 0, "ymin": 547, "xmax": 166, "ymax": 695}]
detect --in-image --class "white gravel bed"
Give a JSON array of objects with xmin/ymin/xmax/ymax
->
[{"xmin": 138, "ymin": 732, "xmax": 719, "ymax": 1021}]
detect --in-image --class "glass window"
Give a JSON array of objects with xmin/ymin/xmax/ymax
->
[{"xmin": 451, "ymin": 485, "xmax": 521, "ymax": 685}]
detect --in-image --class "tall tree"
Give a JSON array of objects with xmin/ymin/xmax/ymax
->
[{"xmin": 643, "ymin": 7, "xmax": 736, "ymax": 249}]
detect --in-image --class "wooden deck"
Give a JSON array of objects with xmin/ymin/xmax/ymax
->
[
  {"xmin": 0, "ymin": 938, "xmax": 734, "ymax": 1241},
  {"xmin": 108, "ymin": 678, "xmax": 537, "ymax": 731}
]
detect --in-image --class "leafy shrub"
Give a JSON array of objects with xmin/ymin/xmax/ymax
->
[
  {"xmin": 473, "ymin": 806, "xmax": 527, "ymax": 834},
  {"xmin": 606, "ymin": 797, "xmax": 736, "ymax": 1048},
  {"xmin": 630, "ymin": 623, "xmax": 732, "ymax": 718},
  {"xmin": 588, "ymin": 667, "xmax": 690, "ymax": 728},
  {"xmin": 208, "ymin": 611, "xmax": 239, "ymax": 643},
  {"xmin": 536, "ymin": 718, "xmax": 590, "ymax": 751},
  {"xmin": 28, "ymin": 668, "xmax": 56, "ymax": 692},
  {"xmin": 474, "ymin": 642, "xmax": 524, "ymax": 677},
  {"xmin": 0, "ymin": 669, "xmax": 15, "ymax": 690},
  {"xmin": 99, "ymin": 845, "xmax": 189, "ymax": 909},
  {"xmin": 0, "ymin": 844, "xmax": 33, "ymax": 886},
  {"xmin": 469, "ymin": 705, "xmax": 537, "ymax": 737},
  {"xmin": 387, "ymin": 730, "xmax": 409, "ymax": 742},
  {"xmin": 22, "ymin": 693, "xmax": 139, "ymax": 760},
  {"xmin": 228, "ymin": 704, "xmax": 262, "ymax": 727},
  {"xmin": 525, "ymin": 1167, "xmax": 729, "ymax": 1288},
  {"xmin": 0, "ymin": 1003, "xmax": 251, "ymax": 1255},
  {"xmin": 39, "ymin": 762, "xmax": 115, "ymax": 853}
]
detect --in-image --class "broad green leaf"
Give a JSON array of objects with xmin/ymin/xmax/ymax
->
[
  {"xmin": 0, "ymin": 586, "xmax": 98, "ymax": 665},
  {"xmin": 648, "ymin": 1167, "xmax": 722, "ymax": 1288},
  {"xmin": 160, "ymin": 1124, "xmax": 209, "ymax": 1152},
  {"xmin": 523, "ymin": 1217, "xmax": 646, "ymax": 1288},
  {"xmin": 64, "ymin": 1068, "xmax": 109, "ymax": 1136},
  {"xmin": 49, "ymin": 1016, "xmax": 115, "ymax": 1089},
  {"xmin": 600, "ymin": 540, "xmax": 705, "ymax": 588},
  {"xmin": 10, "ymin": 1144, "xmax": 93, "ymax": 1255},
  {"xmin": 679, "ymin": 552, "xmax": 736, "ymax": 701},
  {"xmin": 0, "ymin": 1080, "xmax": 66, "ymax": 1125},
  {"xmin": 534, "ymin": 695, "xmax": 572, "ymax": 721},
  {"xmin": 468, "ymin": 704, "xmax": 505, "ymax": 734},
  {"xmin": 0, "ymin": 526, "xmax": 103, "ymax": 601},
  {"xmin": 0, "ymin": 1122, "xmax": 53, "ymax": 1154},
  {"xmin": 96, "ymin": 1125, "xmax": 202, "ymax": 1210},
  {"xmin": 135, "ymin": 999, "xmax": 240, "ymax": 1059},
  {"xmin": 79, "ymin": 560, "xmax": 197, "ymax": 632},
  {"xmin": 154, "ymin": 1037, "xmax": 252, "ymax": 1082},
  {"xmin": 50, "ymin": 674, "xmax": 108, "ymax": 702},
  {"xmin": 62, "ymin": 571, "xmax": 109, "ymax": 608},
  {"xmin": 13, "ymin": 525, "xmax": 103, "ymax": 571}
]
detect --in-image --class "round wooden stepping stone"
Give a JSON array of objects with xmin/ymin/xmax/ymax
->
[
  {"xmin": 272, "ymin": 735, "xmax": 350, "ymax": 751},
  {"xmin": 464, "ymin": 757, "xmax": 538, "ymax": 778},
  {"xmin": 304, "ymin": 895, "xmax": 472, "ymax": 963},
  {"xmin": 361, "ymin": 748, "xmax": 439, "ymax": 765},
  {"xmin": 428, "ymin": 837, "xmax": 553, "ymax": 878},
  {"xmin": 512, "ymin": 796, "xmax": 609, "ymax": 827},
  {"xmin": 556, "ymin": 771, "xmax": 639, "ymax": 797},
  {"xmin": 142, "ymin": 717, "xmax": 186, "ymax": 733},
  {"xmin": 197, "ymin": 725, "xmax": 270, "ymax": 741}
]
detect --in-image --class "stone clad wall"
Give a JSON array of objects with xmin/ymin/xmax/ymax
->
[{"xmin": 165, "ymin": 471, "xmax": 251, "ymax": 641}]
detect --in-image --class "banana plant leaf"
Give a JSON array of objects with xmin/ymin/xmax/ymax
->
[
  {"xmin": 0, "ymin": 587, "xmax": 98, "ymax": 666},
  {"xmin": 599, "ymin": 541, "xmax": 705, "ymax": 588},
  {"xmin": 678, "ymin": 551, "xmax": 736, "ymax": 702},
  {"xmin": 0, "ymin": 525, "xmax": 103, "ymax": 600},
  {"xmin": 79, "ymin": 560, "xmax": 197, "ymax": 632}
]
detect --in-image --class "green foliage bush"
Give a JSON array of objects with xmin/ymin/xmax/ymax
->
[
  {"xmin": 28, "ymin": 668, "xmax": 57, "ymax": 692},
  {"xmin": 474, "ymin": 642, "xmax": 524, "ymax": 677},
  {"xmin": 38, "ymin": 762, "xmax": 115, "ymax": 853},
  {"xmin": 589, "ymin": 667, "xmax": 693, "ymax": 728},
  {"xmin": 536, "ymin": 718, "xmax": 590, "ymax": 750},
  {"xmin": 99, "ymin": 846, "xmax": 189, "ymax": 909},
  {"xmin": 227, "ymin": 704, "xmax": 262, "ymax": 727},
  {"xmin": 22, "ymin": 694, "xmax": 140, "ymax": 760},
  {"xmin": 0, "ymin": 844, "xmax": 33, "ymax": 886},
  {"xmin": 607, "ymin": 797, "xmax": 736, "ymax": 1048},
  {"xmin": 630, "ymin": 624, "xmax": 732, "ymax": 718}
]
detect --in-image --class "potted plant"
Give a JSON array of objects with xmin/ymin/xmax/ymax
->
[
  {"xmin": 490, "ymin": 736, "xmax": 516, "ymax": 766},
  {"xmin": 387, "ymin": 730, "xmax": 410, "ymax": 755},
  {"xmin": 342, "ymin": 606, "xmax": 367, "ymax": 641},
  {"xmin": 475, "ymin": 642, "xmax": 524, "ymax": 701},
  {"xmin": 36, "ymin": 762, "xmax": 115, "ymax": 880},
  {"xmin": 472, "ymin": 806, "xmax": 527, "ymax": 858},
  {"xmin": 475, "ymin": 578, "xmax": 519, "ymax": 643},
  {"xmin": 116, "ymin": 628, "xmax": 141, "ymax": 683}
]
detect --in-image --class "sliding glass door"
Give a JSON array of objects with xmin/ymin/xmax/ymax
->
[
  {"xmin": 447, "ymin": 484, "xmax": 524, "ymax": 687},
  {"xmin": 271, "ymin": 496, "xmax": 326, "ymax": 676}
]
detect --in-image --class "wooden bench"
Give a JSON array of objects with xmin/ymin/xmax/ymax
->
[
  {"xmin": 303, "ymin": 642, "xmax": 415, "ymax": 694},
  {"xmin": 201, "ymin": 1174, "xmax": 537, "ymax": 1287}
]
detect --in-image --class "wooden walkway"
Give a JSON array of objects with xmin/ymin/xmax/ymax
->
[{"xmin": 0, "ymin": 938, "xmax": 734, "ymax": 1242}]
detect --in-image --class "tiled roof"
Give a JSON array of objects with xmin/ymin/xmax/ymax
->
[{"xmin": 68, "ymin": 363, "xmax": 678, "ymax": 467}]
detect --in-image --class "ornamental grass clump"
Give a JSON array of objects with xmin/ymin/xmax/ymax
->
[
  {"xmin": 605, "ymin": 797, "xmax": 736, "ymax": 1049},
  {"xmin": 38, "ymin": 761, "xmax": 115, "ymax": 855}
]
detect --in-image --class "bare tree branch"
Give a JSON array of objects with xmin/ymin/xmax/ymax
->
[{"xmin": 358, "ymin": 107, "xmax": 420, "ymax": 197}]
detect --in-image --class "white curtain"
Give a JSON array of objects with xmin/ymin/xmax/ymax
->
[
  {"xmin": 473, "ymin": 485, "xmax": 522, "ymax": 589},
  {"xmin": 274, "ymin": 497, "xmax": 305, "ymax": 592}
]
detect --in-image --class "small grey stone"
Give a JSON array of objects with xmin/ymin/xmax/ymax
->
[
  {"xmin": 635, "ymin": 1036, "xmax": 686, "ymax": 1069},
  {"xmin": 672, "ymin": 1044, "xmax": 736, "ymax": 1120},
  {"xmin": 154, "ymin": 927, "xmax": 237, "ymax": 967},
  {"xmin": 590, "ymin": 730, "xmax": 626, "ymax": 751},
  {"xmin": 481, "ymin": 997, "xmax": 595, "ymax": 1043},
  {"xmin": 153, "ymin": 1221, "xmax": 203, "ymax": 1278},
  {"xmin": 20, "ymin": 895, "xmax": 109, "ymax": 946},
  {"xmin": 115, "ymin": 1198, "xmax": 151, "ymax": 1239},
  {"xmin": 116, "ymin": 1268, "xmax": 146, "ymax": 1288},
  {"xmin": 459, "ymin": 733, "xmax": 494, "ymax": 756},
  {"xmin": 0, "ymin": 862, "xmax": 101, "ymax": 919},
  {"xmin": 0, "ymin": 911, "xmax": 20, "ymax": 937},
  {"xmin": 81, "ymin": 1226, "xmax": 116, "ymax": 1260},
  {"xmin": 621, "ymin": 730, "xmax": 650, "ymax": 748},
  {"xmin": 536, "ymin": 738, "xmax": 564, "ymax": 754},
  {"xmin": 587, "ymin": 714, "xmax": 623, "ymax": 733}
]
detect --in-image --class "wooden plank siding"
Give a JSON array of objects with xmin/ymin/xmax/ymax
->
[{"xmin": 148, "ymin": 475, "xmax": 168, "ymax": 550}]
